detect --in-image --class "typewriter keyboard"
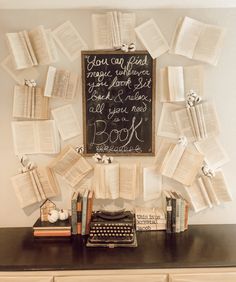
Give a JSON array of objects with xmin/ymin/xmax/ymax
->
[{"xmin": 89, "ymin": 222, "xmax": 135, "ymax": 244}]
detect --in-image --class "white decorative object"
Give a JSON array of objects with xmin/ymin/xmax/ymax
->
[
  {"xmin": 58, "ymin": 209, "xmax": 69, "ymax": 221},
  {"xmin": 48, "ymin": 209, "xmax": 59, "ymax": 223}
]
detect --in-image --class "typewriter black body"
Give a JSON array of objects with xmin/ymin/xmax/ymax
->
[{"xmin": 87, "ymin": 210, "xmax": 137, "ymax": 248}]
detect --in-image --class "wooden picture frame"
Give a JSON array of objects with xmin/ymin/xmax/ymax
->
[{"xmin": 81, "ymin": 50, "xmax": 156, "ymax": 156}]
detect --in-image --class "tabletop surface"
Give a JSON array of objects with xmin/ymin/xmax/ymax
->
[{"xmin": 0, "ymin": 225, "xmax": 236, "ymax": 271}]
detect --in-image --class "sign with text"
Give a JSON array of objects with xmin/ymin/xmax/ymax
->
[{"xmin": 82, "ymin": 51, "xmax": 156, "ymax": 155}]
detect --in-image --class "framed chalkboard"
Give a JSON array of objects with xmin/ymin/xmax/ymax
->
[{"xmin": 82, "ymin": 50, "xmax": 156, "ymax": 156}]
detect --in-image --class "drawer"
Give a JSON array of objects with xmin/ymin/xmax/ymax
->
[
  {"xmin": 169, "ymin": 272, "xmax": 236, "ymax": 282},
  {"xmin": 0, "ymin": 277, "xmax": 53, "ymax": 282}
]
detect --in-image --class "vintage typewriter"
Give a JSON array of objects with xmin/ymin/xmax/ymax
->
[{"xmin": 86, "ymin": 209, "xmax": 137, "ymax": 248}]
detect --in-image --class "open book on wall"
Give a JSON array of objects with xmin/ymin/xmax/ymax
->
[
  {"xmin": 185, "ymin": 171, "xmax": 232, "ymax": 212},
  {"xmin": 159, "ymin": 65, "xmax": 204, "ymax": 102},
  {"xmin": 13, "ymin": 85, "xmax": 49, "ymax": 120},
  {"xmin": 11, "ymin": 167, "xmax": 60, "ymax": 208},
  {"xmin": 49, "ymin": 146, "xmax": 93, "ymax": 188},
  {"xmin": 170, "ymin": 16, "xmax": 226, "ymax": 65},
  {"xmin": 92, "ymin": 11, "xmax": 136, "ymax": 49},
  {"xmin": 172, "ymin": 101, "xmax": 220, "ymax": 142},
  {"xmin": 155, "ymin": 140, "xmax": 204, "ymax": 186},
  {"xmin": 6, "ymin": 25, "xmax": 58, "ymax": 70},
  {"xmin": 93, "ymin": 162, "xmax": 139, "ymax": 200},
  {"xmin": 11, "ymin": 120, "xmax": 60, "ymax": 155},
  {"xmin": 44, "ymin": 66, "xmax": 78, "ymax": 100}
]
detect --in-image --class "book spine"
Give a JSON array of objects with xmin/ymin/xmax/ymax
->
[
  {"xmin": 71, "ymin": 195, "xmax": 78, "ymax": 235},
  {"xmin": 85, "ymin": 193, "xmax": 94, "ymax": 235},
  {"xmin": 184, "ymin": 201, "xmax": 189, "ymax": 230},
  {"xmin": 77, "ymin": 198, "xmax": 82, "ymax": 235},
  {"xmin": 81, "ymin": 193, "xmax": 88, "ymax": 236},
  {"xmin": 171, "ymin": 197, "xmax": 176, "ymax": 233},
  {"xmin": 34, "ymin": 230, "xmax": 71, "ymax": 237},
  {"xmin": 175, "ymin": 198, "xmax": 181, "ymax": 233},
  {"xmin": 166, "ymin": 196, "xmax": 172, "ymax": 233}
]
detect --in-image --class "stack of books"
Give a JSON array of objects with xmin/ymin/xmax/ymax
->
[
  {"xmin": 162, "ymin": 190, "xmax": 189, "ymax": 234},
  {"xmin": 71, "ymin": 190, "xmax": 94, "ymax": 236},
  {"xmin": 33, "ymin": 217, "xmax": 71, "ymax": 237}
]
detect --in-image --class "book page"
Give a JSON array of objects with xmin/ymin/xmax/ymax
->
[
  {"xmin": 163, "ymin": 144, "xmax": 186, "ymax": 178},
  {"xmin": 159, "ymin": 67, "xmax": 170, "ymax": 102},
  {"xmin": 109, "ymin": 11, "xmax": 121, "ymax": 48},
  {"xmin": 189, "ymin": 106, "xmax": 201, "ymax": 140},
  {"xmin": 158, "ymin": 103, "xmax": 183, "ymax": 139},
  {"xmin": 66, "ymin": 72, "xmax": 78, "ymax": 100},
  {"xmin": 193, "ymin": 24, "xmax": 226, "ymax": 65},
  {"xmin": 44, "ymin": 66, "xmax": 57, "ymax": 97},
  {"xmin": 119, "ymin": 12, "xmax": 136, "ymax": 45},
  {"xmin": 6, "ymin": 32, "xmax": 34, "ymax": 70},
  {"xmin": 92, "ymin": 14, "xmax": 112, "ymax": 49},
  {"xmin": 36, "ymin": 167, "xmax": 60, "ymax": 199},
  {"xmin": 11, "ymin": 172, "xmax": 39, "ymax": 208},
  {"xmin": 52, "ymin": 104, "xmax": 81, "ymax": 140},
  {"xmin": 11, "ymin": 121, "xmax": 38, "ymax": 155},
  {"xmin": 22, "ymin": 30, "xmax": 38, "ymax": 66},
  {"xmin": 30, "ymin": 169, "xmax": 46, "ymax": 201},
  {"xmin": 63, "ymin": 156, "xmax": 93, "ymax": 187},
  {"xmin": 143, "ymin": 167, "xmax": 162, "ymax": 201},
  {"xmin": 195, "ymin": 104, "xmax": 207, "ymax": 139},
  {"xmin": 53, "ymin": 21, "xmax": 88, "ymax": 61},
  {"xmin": 45, "ymin": 29, "xmax": 58, "ymax": 63},
  {"xmin": 49, "ymin": 146, "xmax": 79, "ymax": 175},
  {"xmin": 29, "ymin": 25, "xmax": 52, "ymax": 65},
  {"xmin": 167, "ymin": 66, "xmax": 185, "ymax": 101},
  {"xmin": 36, "ymin": 120, "xmax": 60, "ymax": 154},
  {"xmin": 172, "ymin": 16, "xmax": 204, "ymax": 58},
  {"xmin": 202, "ymin": 102, "xmax": 220, "ymax": 137},
  {"xmin": 202, "ymin": 175, "xmax": 221, "ymax": 205},
  {"xmin": 51, "ymin": 69, "xmax": 70, "ymax": 98},
  {"xmin": 104, "ymin": 162, "xmax": 119, "ymax": 199},
  {"xmin": 172, "ymin": 108, "xmax": 195, "ymax": 142},
  {"xmin": 197, "ymin": 177, "xmax": 213, "ymax": 208},
  {"xmin": 184, "ymin": 180, "xmax": 209, "ymax": 212},
  {"xmin": 1, "ymin": 55, "xmax": 39, "ymax": 85},
  {"xmin": 34, "ymin": 87, "xmax": 49, "ymax": 119},
  {"xmin": 211, "ymin": 171, "xmax": 232, "ymax": 202},
  {"xmin": 183, "ymin": 65, "xmax": 204, "ymax": 99},
  {"xmin": 154, "ymin": 141, "xmax": 173, "ymax": 173},
  {"xmin": 135, "ymin": 18, "xmax": 169, "ymax": 59},
  {"xmin": 13, "ymin": 85, "xmax": 26, "ymax": 118},
  {"xmin": 119, "ymin": 163, "xmax": 138, "ymax": 200},
  {"xmin": 173, "ymin": 148, "xmax": 204, "ymax": 186},
  {"xmin": 195, "ymin": 136, "xmax": 229, "ymax": 169},
  {"xmin": 92, "ymin": 163, "xmax": 106, "ymax": 199}
]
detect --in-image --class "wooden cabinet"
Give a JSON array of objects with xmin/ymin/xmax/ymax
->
[
  {"xmin": 54, "ymin": 274, "xmax": 168, "ymax": 282},
  {"xmin": 169, "ymin": 272, "xmax": 236, "ymax": 282},
  {"xmin": 0, "ymin": 277, "xmax": 53, "ymax": 282}
]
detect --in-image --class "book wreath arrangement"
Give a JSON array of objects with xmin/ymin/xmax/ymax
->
[{"xmin": 2, "ymin": 12, "xmax": 232, "ymax": 235}]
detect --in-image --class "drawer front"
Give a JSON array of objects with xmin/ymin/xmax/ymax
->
[
  {"xmin": 0, "ymin": 277, "xmax": 53, "ymax": 282},
  {"xmin": 55, "ymin": 274, "xmax": 168, "ymax": 282},
  {"xmin": 169, "ymin": 272, "xmax": 236, "ymax": 282}
]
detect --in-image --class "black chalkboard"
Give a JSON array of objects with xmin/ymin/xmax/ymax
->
[{"xmin": 82, "ymin": 51, "xmax": 156, "ymax": 155}]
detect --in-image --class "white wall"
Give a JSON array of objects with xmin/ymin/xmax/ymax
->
[{"xmin": 0, "ymin": 8, "xmax": 236, "ymax": 227}]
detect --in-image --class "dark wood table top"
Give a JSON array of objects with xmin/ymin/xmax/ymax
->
[{"xmin": 0, "ymin": 225, "xmax": 236, "ymax": 271}]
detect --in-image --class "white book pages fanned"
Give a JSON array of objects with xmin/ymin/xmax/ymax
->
[
  {"xmin": 159, "ymin": 65, "xmax": 203, "ymax": 102},
  {"xmin": 155, "ymin": 141, "xmax": 204, "ymax": 186},
  {"xmin": 13, "ymin": 85, "xmax": 49, "ymax": 120},
  {"xmin": 51, "ymin": 104, "xmax": 81, "ymax": 141},
  {"xmin": 11, "ymin": 167, "xmax": 60, "ymax": 209},
  {"xmin": 92, "ymin": 14, "xmax": 112, "ymax": 49},
  {"xmin": 11, "ymin": 120, "xmax": 60, "ymax": 155},
  {"xmin": 170, "ymin": 16, "xmax": 225, "ymax": 65},
  {"xmin": 184, "ymin": 178, "xmax": 211, "ymax": 213},
  {"xmin": 44, "ymin": 66, "xmax": 78, "ymax": 100},
  {"xmin": 49, "ymin": 146, "xmax": 93, "ymax": 188},
  {"xmin": 53, "ymin": 21, "xmax": 88, "ymax": 61},
  {"xmin": 135, "ymin": 18, "xmax": 169, "ymax": 59},
  {"xmin": 6, "ymin": 32, "xmax": 36, "ymax": 70},
  {"xmin": 194, "ymin": 136, "xmax": 229, "ymax": 170},
  {"xmin": 118, "ymin": 12, "xmax": 136, "ymax": 45},
  {"xmin": 158, "ymin": 103, "xmax": 183, "ymax": 139},
  {"xmin": 143, "ymin": 167, "xmax": 162, "ymax": 201},
  {"xmin": 1, "ymin": 55, "xmax": 39, "ymax": 84},
  {"xmin": 119, "ymin": 163, "xmax": 138, "ymax": 200}
]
